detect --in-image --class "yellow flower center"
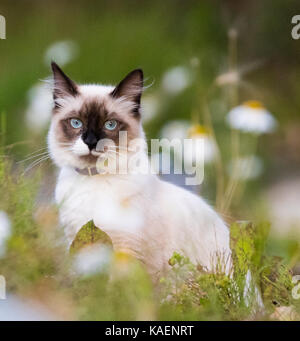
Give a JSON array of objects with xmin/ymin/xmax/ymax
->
[
  {"xmin": 114, "ymin": 251, "xmax": 132, "ymax": 264},
  {"xmin": 243, "ymin": 100, "xmax": 264, "ymax": 109},
  {"xmin": 188, "ymin": 124, "xmax": 209, "ymax": 138}
]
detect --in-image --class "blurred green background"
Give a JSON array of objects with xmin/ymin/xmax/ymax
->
[
  {"xmin": 1, "ymin": 0, "xmax": 300, "ymax": 321},
  {"xmin": 1, "ymin": 0, "xmax": 300, "ymax": 247}
]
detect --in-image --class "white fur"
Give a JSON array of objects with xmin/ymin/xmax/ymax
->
[
  {"xmin": 55, "ymin": 167, "xmax": 232, "ymax": 279},
  {"xmin": 49, "ymin": 83, "xmax": 232, "ymax": 280},
  {"xmin": 72, "ymin": 137, "xmax": 90, "ymax": 156}
]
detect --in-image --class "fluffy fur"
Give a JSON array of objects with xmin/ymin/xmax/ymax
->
[{"xmin": 48, "ymin": 63, "xmax": 232, "ymax": 280}]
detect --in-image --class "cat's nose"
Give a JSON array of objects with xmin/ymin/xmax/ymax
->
[{"xmin": 82, "ymin": 133, "xmax": 98, "ymax": 151}]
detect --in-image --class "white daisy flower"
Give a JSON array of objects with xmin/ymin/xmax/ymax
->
[
  {"xmin": 184, "ymin": 124, "xmax": 216, "ymax": 166},
  {"xmin": 44, "ymin": 40, "xmax": 79, "ymax": 66},
  {"xmin": 0, "ymin": 211, "xmax": 11, "ymax": 258},
  {"xmin": 141, "ymin": 94, "xmax": 159, "ymax": 123},
  {"xmin": 160, "ymin": 120, "xmax": 190, "ymax": 141},
  {"xmin": 226, "ymin": 101, "xmax": 277, "ymax": 134},
  {"xmin": 227, "ymin": 155, "xmax": 263, "ymax": 180},
  {"xmin": 25, "ymin": 82, "xmax": 53, "ymax": 132},
  {"xmin": 160, "ymin": 123, "xmax": 216, "ymax": 171},
  {"xmin": 73, "ymin": 244, "xmax": 112, "ymax": 276},
  {"xmin": 161, "ymin": 66, "xmax": 192, "ymax": 95}
]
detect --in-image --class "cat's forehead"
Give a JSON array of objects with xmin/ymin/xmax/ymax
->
[
  {"xmin": 79, "ymin": 84, "xmax": 115, "ymax": 98},
  {"xmin": 78, "ymin": 84, "xmax": 114, "ymax": 116},
  {"xmin": 55, "ymin": 83, "xmax": 138, "ymax": 119},
  {"xmin": 78, "ymin": 84, "xmax": 139, "ymax": 114}
]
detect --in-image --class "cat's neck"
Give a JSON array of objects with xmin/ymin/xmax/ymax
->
[{"xmin": 59, "ymin": 151, "xmax": 152, "ymax": 181}]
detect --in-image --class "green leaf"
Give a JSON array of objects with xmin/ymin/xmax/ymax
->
[{"xmin": 70, "ymin": 220, "xmax": 113, "ymax": 254}]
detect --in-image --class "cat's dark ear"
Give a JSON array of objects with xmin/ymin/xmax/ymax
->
[
  {"xmin": 111, "ymin": 69, "xmax": 144, "ymax": 108},
  {"xmin": 51, "ymin": 62, "xmax": 78, "ymax": 107}
]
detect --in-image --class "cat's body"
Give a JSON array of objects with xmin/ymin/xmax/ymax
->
[
  {"xmin": 48, "ymin": 63, "xmax": 232, "ymax": 280},
  {"xmin": 56, "ymin": 167, "xmax": 231, "ymax": 279}
]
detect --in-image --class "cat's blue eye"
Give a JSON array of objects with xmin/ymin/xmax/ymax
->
[
  {"xmin": 70, "ymin": 118, "xmax": 83, "ymax": 129},
  {"xmin": 104, "ymin": 120, "xmax": 118, "ymax": 131}
]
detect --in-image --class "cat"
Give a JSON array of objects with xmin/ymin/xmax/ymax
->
[{"xmin": 48, "ymin": 62, "xmax": 232, "ymax": 281}]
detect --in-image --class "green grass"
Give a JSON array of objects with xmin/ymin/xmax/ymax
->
[{"xmin": 0, "ymin": 156, "xmax": 298, "ymax": 321}]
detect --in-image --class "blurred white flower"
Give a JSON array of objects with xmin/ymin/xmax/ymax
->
[
  {"xmin": 226, "ymin": 101, "xmax": 277, "ymax": 134},
  {"xmin": 141, "ymin": 95, "xmax": 159, "ymax": 123},
  {"xmin": 227, "ymin": 155, "xmax": 263, "ymax": 180},
  {"xmin": 44, "ymin": 40, "xmax": 79, "ymax": 66},
  {"xmin": 0, "ymin": 295, "xmax": 55, "ymax": 321},
  {"xmin": 94, "ymin": 196, "xmax": 144, "ymax": 233},
  {"xmin": 216, "ymin": 59, "xmax": 263, "ymax": 88},
  {"xmin": 184, "ymin": 124, "xmax": 216, "ymax": 166},
  {"xmin": 216, "ymin": 70, "xmax": 240, "ymax": 86},
  {"xmin": 25, "ymin": 82, "xmax": 53, "ymax": 132},
  {"xmin": 73, "ymin": 244, "xmax": 112, "ymax": 276},
  {"xmin": 266, "ymin": 177, "xmax": 300, "ymax": 237},
  {"xmin": 161, "ymin": 66, "xmax": 192, "ymax": 95},
  {"xmin": 0, "ymin": 211, "xmax": 11, "ymax": 257},
  {"xmin": 160, "ymin": 123, "xmax": 216, "ymax": 170},
  {"xmin": 160, "ymin": 120, "xmax": 190, "ymax": 141}
]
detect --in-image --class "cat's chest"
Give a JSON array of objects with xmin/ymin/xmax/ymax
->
[
  {"xmin": 56, "ymin": 170, "xmax": 138, "ymax": 208},
  {"xmin": 55, "ymin": 168, "xmax": 152, "ymax": 230}
]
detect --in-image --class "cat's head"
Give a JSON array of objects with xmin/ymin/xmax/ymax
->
[{"xmin": 48, "ymin": 62, "xmax": 145, "ymax": 170}]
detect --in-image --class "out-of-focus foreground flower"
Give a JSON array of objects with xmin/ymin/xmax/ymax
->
[
  {"xmin": 73, "ymin": 243, "xmax": 112, "ymax": 276},
  {"xmin": 0, "ymin": 295, "xmax": 55, "ymax": 321},
  {"xmin": 266, "ymin": 177, "xmax": 300, "ymax": 237},
  {"xmin": 226, "ymin": 101, "xmax": 277, "ymax": 134}
]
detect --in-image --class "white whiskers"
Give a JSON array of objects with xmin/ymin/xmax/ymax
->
[
  {"xmin": 22, "ymin": 154, "xmax": 51, "ymax": 174},
  {"xmin": 17, "ymin": 151, "xmax": 49, "ymax": 164},
  {"xmin": 17, "ymin": 145, "xmax": 53, "ymax": 174}
]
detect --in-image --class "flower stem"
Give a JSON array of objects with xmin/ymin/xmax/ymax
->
[
  {"xmin": 222, "ymin": 28, "xmax": 241, "ymax": 214},
  {"xmin": 202, "ymin": 100, "xmax": 224, "ymax": 210}
]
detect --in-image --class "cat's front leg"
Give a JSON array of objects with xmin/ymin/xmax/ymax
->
[{"xmin": 58, "ymin": 208, "xmax": 92, "ymax": 249}]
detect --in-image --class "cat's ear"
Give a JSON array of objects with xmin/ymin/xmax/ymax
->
[
  {"xmin": 51, "ymin": 62, "xmax": 78, "ymax": 106},
  {"xmin": 111, "ymin": 69, "xmax": 144, "ymax": 108}
]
